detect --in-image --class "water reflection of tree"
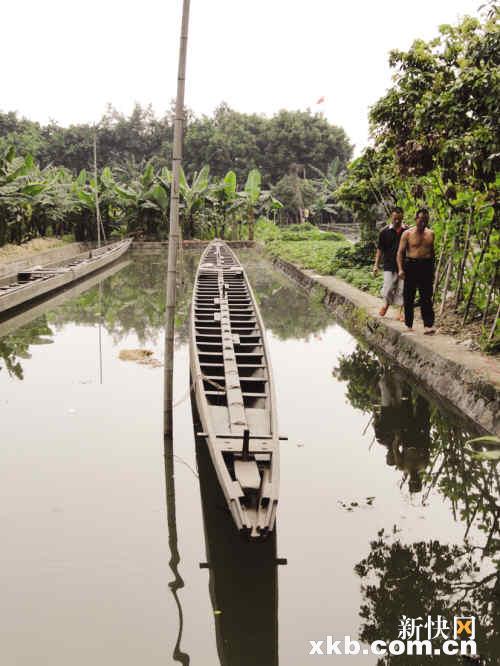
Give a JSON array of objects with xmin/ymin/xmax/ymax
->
[
  {"xmin": 424, "ymin": 412, "xmax": 500, "ymax": 558},
  {"xmin": 0, "ymin": 318, "xmax": 53, "ymax": 379},
  {"xmin": 241, "ymin": 251, "xmax": 333, "ymax": 341},
  {"xmin": 334, "ymin": 345, "xmax": 500, "ymax": 663},
  {"xmin": 332, "ymin": 346, "xmax": 381, "ymax": 411},
  {"xmin": 52, "ymin": 249, "xmax": 334, "ymax": 345},
  {"xmin": 0, "ymin": 253, "xmax": 192, "ymax": 379},
  {"xmin": 2, "ymin": 250, "xmax": 332, "ymax": 383},
  {"xmin": 44, "ymin": 252, "xmax": 200, "ymax": 346},
  {"xmin": 355, "ymin": 530, "xmax": 500, "ymax": 665}
]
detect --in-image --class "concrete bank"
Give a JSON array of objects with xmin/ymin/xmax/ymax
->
[
  {"xmin": 269, "ymin": 253, "xmax": 500, "ymax": 436},
  {"xmin": 0, "ymin": 242, "xmax": 89, "ymax": 280},
  {"xmin": 130, "ymin": 240, "xmax": 255, "ymax": 254}
]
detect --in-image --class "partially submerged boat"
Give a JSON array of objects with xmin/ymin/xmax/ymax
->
[
  {"xmin": 0, "ymin": 239, "xmax": 132, "ymax": 316},
  {"xmin": 189, "ymin": 241, "xmax": 279, "ymax": 538}
]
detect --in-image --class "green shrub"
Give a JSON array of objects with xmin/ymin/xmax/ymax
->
[
  {"xmin": 266, "ymin": 239, "xmax": 349, "ymax": 274},
  {"xmin": 336, "ymin": 267, "xmax": 382, "ymax": 295},
  {"xmin": 255, "ymin": 219, "xmax": 345, "ymax": 243},
  {"xmin": 330, "ymin": 240, "xmax": 375, "ymax": 270},
  {"xmin": 254, "ymin": 218, "xmax": 281, "ymax": 241}
]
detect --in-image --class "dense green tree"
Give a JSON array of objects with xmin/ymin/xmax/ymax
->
[
  {"xmin": 272, "ymin": 164, "xmax": 317, "ymax": 224},
  {"xmin": 0, "ymin": 103, "xmax": 352, "ymax": 187},
  {"xmin": 370, "ymin": 13, "xmax": 499, "ymax": 185},
  {"xmin": 334, "ymin": 6, "xmax": 499, "ymax": 339},
  {"xmin": 263, "ymin": 109, "xmax": 352, "ymax": 185},
  {"xmin": 183, "ymin": 103, "xmax": 266, "ymax": 184}
]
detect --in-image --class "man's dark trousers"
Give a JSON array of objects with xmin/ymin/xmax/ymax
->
[{"xmin": 403, "ymin": 258, "xmax": 435, "ymax": 328}]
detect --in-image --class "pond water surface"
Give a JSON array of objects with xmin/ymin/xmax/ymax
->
[{"xmin": 1, "ymin": 250, "xmax": 498, "ymax": 665}]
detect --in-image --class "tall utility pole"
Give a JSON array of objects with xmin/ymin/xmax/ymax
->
[{"xmin": 164, "ymin": 0, "xmax": 191, "ymax": 440}]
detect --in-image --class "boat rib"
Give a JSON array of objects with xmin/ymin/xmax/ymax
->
[{"xmin": 190, "ymin": 241, "xmax": 279, "ymax": 538}]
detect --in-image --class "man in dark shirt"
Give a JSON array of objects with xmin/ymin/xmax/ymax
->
[{"xmin": 373, "ymin": 206, "xmax": 407, "ymax": 319}]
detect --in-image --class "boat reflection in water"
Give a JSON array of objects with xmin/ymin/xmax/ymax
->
[{"xmin": 193, "ymin": 405, "xmax": 279, "ymax": 666}]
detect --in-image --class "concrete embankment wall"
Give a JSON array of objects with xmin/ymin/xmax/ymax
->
[
  {"xmin": 130, "ymin": 240, "xmax": 255, "ymax": 254},
  {"xmin": 269, "ymin": 253, "xmax": 500, "ymax": 436},
  {"xmin": 0, "ymin": 243, "xmax": 89, "ymax": 280}
]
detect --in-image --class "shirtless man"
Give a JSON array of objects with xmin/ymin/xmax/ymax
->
[{"xmin": 397, "ymin": 208, "xmax": 436, "ymax": 334}]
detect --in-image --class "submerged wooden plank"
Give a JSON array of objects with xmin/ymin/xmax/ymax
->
[{"xmin": 234, "ymin": 460, "xmax": 261, "ymax": 491}]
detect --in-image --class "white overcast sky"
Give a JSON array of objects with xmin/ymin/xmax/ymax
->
[{"xmin": 2, "ymin": 0, "xmax": 483, "ymax": 153}]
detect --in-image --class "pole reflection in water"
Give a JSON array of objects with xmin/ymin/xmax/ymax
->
[
  {"xmin": 192, "ymin": 402, "xmax": 279, "ymax": 666},
  {"xmin": 164, "ymin": 432, "xmax": 191, "ymax": 666}
]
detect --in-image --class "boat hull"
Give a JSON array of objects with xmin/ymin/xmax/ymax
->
[
  {"xmin": 189, "ymin": 241, "xmax": 279, "ymax": 538},
  {"xmin": 0, "ymin": 239, "xmax": 132, "ymax": 316}
]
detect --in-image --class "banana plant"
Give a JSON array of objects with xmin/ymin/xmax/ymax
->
[
  {"xmin": 178, "ymin": 164, "xmax": 210, "ymax": 238},
  {"xmin": 236, "ymin": 169, "xmax": 282, "ymax": 240},
  {"xmin": 109, "ymin": 162, "xmax": 170, "ymax": 238},
  {"xmin": 0, "ymin": 148, "xmax": 45, "ymax": 244},
  {"xmin": 30, "ymin": 166, "xmax": 79, "ymax": 237},
  {"xmin": 206, "ymin": 170, "xmax": 238, "ymax": 238}
]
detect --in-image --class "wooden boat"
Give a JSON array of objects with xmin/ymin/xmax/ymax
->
[
  {"xmin": 0, "ymin": 258, "xmax": 130, "ymax": 339},
  {"xmin": 0, "ymin": 238, "xmax": 132, "ymax": 316},
  {"xmin": 189, "ymin": 241, "xmax": 280, "ymax": 538}
]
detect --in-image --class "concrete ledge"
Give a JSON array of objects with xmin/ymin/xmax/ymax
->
[
  {"xmin": 130, "ymin": 240, "xmax": 256, "ymax": 252},
  {"xmin": 0, "ymin": 242, "xmax": 89, "ymax": 280},
  {"xmin": 270, "ymin": 254, "xmax": 500, "ymax": 435}
]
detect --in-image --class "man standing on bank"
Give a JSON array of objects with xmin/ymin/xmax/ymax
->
[
  {"xmin": 373, "ymin": 206, "xmax": 407, "ymax": 320},
  {"xmin": 397, "ymin": 208, "xmax": 436, "ymax": 334}
]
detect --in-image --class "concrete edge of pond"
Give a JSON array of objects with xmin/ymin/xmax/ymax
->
[
  {"xmin": 265, "ymin": 251, "xmax": 500, "ymax": 436},
  {"xmin": 130, "ymin": 240, "xmax": 255, "ymax": 252},
  {"xmin": 0, "ymin": 242, "xmax": 89, "ymax": 279}
]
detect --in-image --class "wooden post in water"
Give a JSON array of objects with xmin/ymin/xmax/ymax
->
[{"xmin": 164, "ymin": 0, "xmax": 191, "ymax": 439}]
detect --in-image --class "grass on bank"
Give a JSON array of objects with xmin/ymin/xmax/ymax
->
[
  {"xmin": 255, "ymin": 220, "xmax": 382, "ymax": 296},
  {"xmin": 0, "ymin": 237, "xmax": 72, "ymax": 266}
]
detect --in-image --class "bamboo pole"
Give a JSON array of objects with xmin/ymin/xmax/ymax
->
[
  {"xmin": 93, "ymin": 131, "xmax": 101, "ymax": 249},
  {"xmin": 462, "ymin": 214, "xmax": 495, "ymax": 325},
  {"xmin": 453, "ymin": 206, "xmax": 473, "ymax": 310},
  {"xmin": 164, "ymin": 0, "xmax": 191, "ymax": 440},
  {"xmin": 433, "ymin": 212, "xmax": 450, "ymax": 297},
  {"xmin": 439, "ymin": 256, "xmax": 454, "ymax": 317},
  {"xmin": 489, "ymin": 302, "xmax": 499, "ymax": 342},
  {"xmin": 482, "ymin": 262, "xmax": 498, "ymax": 326}
]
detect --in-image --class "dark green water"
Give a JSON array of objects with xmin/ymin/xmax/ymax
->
[{"xmin": 0, "ymin": 251, "xmax": 498, "ymax": 665}]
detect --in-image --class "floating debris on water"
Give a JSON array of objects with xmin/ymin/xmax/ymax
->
[
  {"xmin": 337, "ymin": 497, "xmax": 376, "ymax": 511},
  {"xmin": 118, "ymin": 349, "xmax": 162, "ymax": 367}
]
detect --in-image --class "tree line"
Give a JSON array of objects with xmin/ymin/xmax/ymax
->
[
  {"xmin": 0, "ymin": 144, "xmax": 286, "ymax": 244},
  {"xmin": 0, "ymin": 103, "xmax": 354, "ymax": 241},
  {"xmin": 0, "ymin": 103, "xmax": 352, "ymax": 188}
]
